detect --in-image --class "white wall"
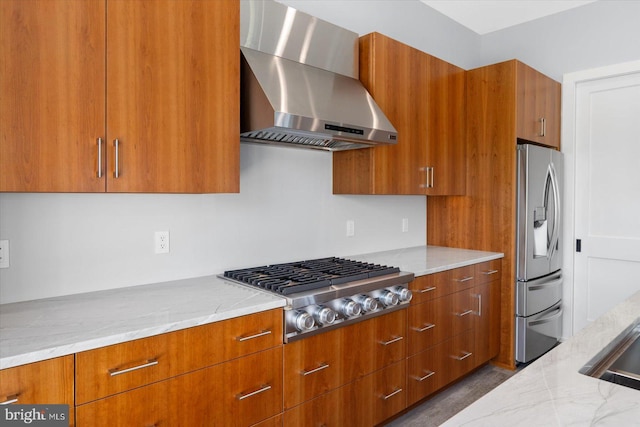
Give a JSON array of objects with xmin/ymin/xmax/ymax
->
[{"xmin": 0, "ymin": 144, "xmax": 426, "ymax": 303}]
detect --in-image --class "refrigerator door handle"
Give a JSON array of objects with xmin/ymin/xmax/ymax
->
[{"xmin": 548, "ymin": 162, "xmax": 561, "ymax": 261}]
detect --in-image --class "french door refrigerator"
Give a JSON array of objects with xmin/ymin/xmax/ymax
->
[{"xmin": 516, "ymin": 142, "xmax": 564, "ymax": 363}]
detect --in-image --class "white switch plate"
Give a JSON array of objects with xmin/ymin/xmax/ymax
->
[
  {"xmin": 0, "ymin": 240, "xmax": 9, "ymax": 268},
  {"xmin": 402, "ymin": 218, "xmax": 409, "ymax": 233},
  {"xmin": 155, "ymin": 231, "xmax": 170, "ymax": 254},
  {"xmin": 346, "ymin": 220, "xmax": 355, "ymax": 237}
]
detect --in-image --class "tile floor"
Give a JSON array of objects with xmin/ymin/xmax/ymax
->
[{"xmin": 384, "ymin": 364, "xmax": 518, "ymax": 426}]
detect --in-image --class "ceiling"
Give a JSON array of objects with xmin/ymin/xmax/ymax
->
[{"xmin": 421, "ymin": 0, "xmax": 597, "ymax": 35}]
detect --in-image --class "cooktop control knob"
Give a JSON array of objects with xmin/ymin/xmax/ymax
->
[
  {"xmin": 393, "ymin": 286, "xmax": 413, "ymax": 302},
  {"xmin": 379, "ymin": 290, "xmax": 400, "ymax": 307},
  {"xmin": 294, "ymin": 311, "xmax": 315, "ymax": 331},
  {"xmin": 314, "ymin": 306, "xmax": 337, "ymax": 325},
  {"xmin": 341, "ymin": 299, "xmax": 362, "ymax": 318},
  {"xmin": 355, "ymin": 294, "xmax": 379, "ymax": 312}
]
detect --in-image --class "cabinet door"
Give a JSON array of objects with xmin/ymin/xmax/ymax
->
[
  {"xmin": 425, "ymin": 56, "xmax": 467, "ymax": 195},
  {"xmin": 105, "ymin": 0, "xmax": 239, "ymax": 193},
  {"xmin": 516, "ymin": 61, "xmax": 561, "ymax": 149},
  {"xmin": 0, "ymin": 356, "xmax": 74, "ymax": 425},
  {"xmin": 474, "ymin": 280, "xmax": 501, "ymax": 366},
  {"xmin": 0, "ymin": 0, "xmax": 106, "ymax": 192}
]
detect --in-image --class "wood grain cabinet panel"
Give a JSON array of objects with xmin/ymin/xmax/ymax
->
[
  {"xmin": 371, "ymin": 361, "xmax": 407, "ymax": 426},
  {"xmin": 0, "ymin": 356, "xmax": 75, "ymax": 425},
  {"xmin": 333, "ymin": 32, "xmax": 466, "ymax": 196},
  {"xmin": 0, "ymin": 0, "xmax": 239, "ymax": 193},
  {"xmin": 407, "ymin": 343, "xmax": 444, "ymax": 406},
  {"xmin": 408, "ymin": 297, "xmax": 451, "ymax": 355},
  {"xmin": 76, "ymin": 308, "xmax": 282, "ymax": 404},
  {"xmin": 76, "ymin": 347, "xmax": 283, "ymax": 427},
  {"xmin": 373, "ymin": 309, "xmax": 407, "ymax": 368}
]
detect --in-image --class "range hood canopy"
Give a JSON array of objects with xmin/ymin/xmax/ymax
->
[{"xmin": 240, "ymin": 0, "xmax": 397, "ymax": 151}]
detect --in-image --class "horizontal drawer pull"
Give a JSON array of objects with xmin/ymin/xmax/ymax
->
[
  {"xmin": 236, "ymin": 384, "xmax": 272, "ymax": 401},
  {"xmin": 236, "ymin": 330, "xmax": 272, "ymax": 342},
  {"xmin": 0, "ymin": 395, "xmax": 19, "ymax": 405},
  {"xmin": 482, "ymin": 269, "xmax": 499, "ymax": 275},
  {"xmin": 380, "ymin": 336, "xmax": 404, "ymax": 346},
  {"xmin": 414, "ymin": 371, "xmax": 436, "ymax": 382},
  {"xmin": 456, "ymin": 309, "xmax": 474, "ymax": 317},
  {"xmin": 382, "ymin": 388, "xmax": 403, "ymax": 400},
  {"xmin": 302, "ymin": 363, "xmax": 330, "ymax": 376},
  {"xmin": 454, "ymin": 351, "xmax": 473, "ymax": 361},
  {"xmin": 109, "ymin": 358, "xmax": 159, "ymax": 377},
  {"xmin": 414, "ymin": 323, "xmax": 435, "ymax": 332},
  {"xmin": 419, "ymin": 286, "xmax": 437, "ymax": 293},
  {"xmin": 454, "ymin": 276, "xmax": 474, "ymax": 283}
]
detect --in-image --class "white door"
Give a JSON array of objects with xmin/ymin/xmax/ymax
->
[{"xmin": 573, "ymin": 71, "xmax": 640, "ymax": 334}]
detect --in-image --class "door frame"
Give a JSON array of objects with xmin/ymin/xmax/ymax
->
[{"xmin": 561, "ymin": 59, "xmax": 640, "ymax": 339}]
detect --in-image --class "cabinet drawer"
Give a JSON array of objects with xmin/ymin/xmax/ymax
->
[
  {"xmin": 372, "ymin": 360, "xmax": 407, "ymax": 425},
  {"xmin": 451, "ymin": 288, "xmax": 476, "ymax": 336},
  {"xmin": 446, "ymin": 330, "xmax": 476, "ymax": 383},
  {"xmin": 410, "ymin": 265, "xmax": 477, "ymax": 304},
  {"xmin": 475, "ymin": 259, "xmax": 501, "ymax": 285},
  {"xmin": 0, "ymin": 356, "xmax": 74, "ymax": 425},
  {"xmin": 283, "ymin": 328, "xmax": 343, "ymax": 409},
  {"xmin": 76, "ymin": 309, "xmax": 282, "ymax": 404},
  {"xmin": 446, "ymin": 265, "xmax": 476, "ymax": 293},
  {"xmin": 373, "ymin": 309, "xmax": 407, "ymax": 368},
  {"xmin": 76, "ymin": 347, "xmax": 283, "ymax": 427},
  {"xmin": 407, "ymin": 344, "xmax": 444, "ymax": 406},
  {"xmin": 408, "ymin": 297, "xmax": 451, "ymax": 355}
]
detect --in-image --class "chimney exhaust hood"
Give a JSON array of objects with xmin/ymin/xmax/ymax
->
[{"xmin": 240, "ymin": 0, "xmax": 397, "ymax": 151}]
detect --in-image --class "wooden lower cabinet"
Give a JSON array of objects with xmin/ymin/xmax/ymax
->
[
  {"xmin": 372, "ymin": 361, "xmax": 407, "ymax": 425},
  {"xmin": 0, "ymin": 356, "xmax": 75, "ymax": 426},
  {"xmin": 75, "ymin": 347, "xmax": 282, "ymax": 427}
]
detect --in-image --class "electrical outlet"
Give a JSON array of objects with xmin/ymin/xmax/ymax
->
[
  {"xmin": 155, "ymin": 231, "xmax": 170, "ymax": 254},
  {"xmin": 402, "ymin": 218, "xmax": 409, "ymax": 233},
  {"xmin": 346, "ymin": 220, "xmax": 355, "ymax": 237},
  {"xmin": 0, "ymin": 240, "xmax": 9, "ymax": 268}
]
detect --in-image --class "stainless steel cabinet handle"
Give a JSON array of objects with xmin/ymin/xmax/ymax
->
[
  {"xmin": 429, "ymin": 166, "xmax": 434, "ymax": 188},
  {"xmin": 454, "ymin": 276, "xmax": 474, "ymax": 283},
  {"xmin": 414, "ymin": 371, "xmax": 435, "ymax": 382},
  {"xmin": 0, "ymin": 395, "xmax": 18, "ymax": 405},
  {"xmin": 482, "ymin": 270, "xmax": 499, "ymax": 276},
  {"xmin": 113, "ymin": 138, "xmax": 120, "ymax": 178},
  {"xmin": 380, "ymin": 336, "xmax": 404, "ymax": 346},
  {"xmin": 382, "ymin": 388, "xmax": 403, "ymax": 400},
  {"xmin": 97, "ymin": 137, "xmax": 103, "ymax": 178},
  {"xmin": 236, "ymin": 330, "xmax": 272, "ymax": 342},
  {"xmin": 109, "ymin": 358, "xmax": 158, "ymax": 376},
  {"xmin": 302, "ymin": 363, "xmax": 330, "ymax": 376},
  {"xmin": 476, "ymin": 294, "xmax": 482, "ymax": 316},
  {"xmin": 454, "ymin": 351, "xmax": 473, "ymax": 361},
  {"xmin": 236, "ymin": 384, "xmax": 272, "ymax": 401},
  {"xmin": 414, "ymin": 323, "xmax": 435, "ymax": 332},
  {"xmin": 420, "ymin": 286, "xmax": 436, "ymax": 293},
  {"xmin": 456, "ymin": 309, "xmax": 473, "ymax": 317},
  {"xmin": 540, "ymin": 117, "xmax": 546, "ymax": 137}
]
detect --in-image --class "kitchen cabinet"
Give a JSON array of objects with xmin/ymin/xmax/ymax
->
[
  {"xmin": 75, "ymin": 309, "xmax": 282, "ymax": 425},
  {"xmin": 516, "ymin": 61, "xmax": 561, "ymax": 149},
  {"xmin": 473, "ymin": 260, "xmax": 502, "ymax": 366},
  {"xmin": 0, "ymin": 0, "xmax": 239, "ymax": 193},
  {"xmin": 333, "ymin": 32, "xmax": 466, "ymax": 196},
  {"xmin": 428, "ymin": 59, "xmax": 559, "ymax": 368},
  {"xmin": 0, "ymin": 356, "xmax": 75, "ymax": 426}
]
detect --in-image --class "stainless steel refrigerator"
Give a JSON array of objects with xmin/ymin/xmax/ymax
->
[{"xmin": 515, "ymin": 143, "xmax": 563, "ymax": 363}]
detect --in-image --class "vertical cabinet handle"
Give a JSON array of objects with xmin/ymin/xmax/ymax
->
[
  {"xmin": 539, "ymin": 117, "xmax": 546, "ymax": 137},
  {"xmin": 420, "ymin": 166, "xmax": 435, "ymax": 189},
  {"xmin": 113, "ymin": 138, "xmax": 120, "ymax": 178},
  {"xmin": 476, "ymin": 294, "xmax": 482, "ymax": 316},
  {"xmin": 96, "ymin": 138, "xmax": 103, "ymax": 178},
  {"xmin": 430, "ymin": 166, "xmax": 434, "ymax": 188}
]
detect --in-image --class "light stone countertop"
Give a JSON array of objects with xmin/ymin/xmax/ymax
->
[
  {"xmin": 0, "ymin": 245, "xmax": 503, "ymax": 370},
  {"xmin": 441, "ymin": 290, "xmax": 640, "ymax": 426}
]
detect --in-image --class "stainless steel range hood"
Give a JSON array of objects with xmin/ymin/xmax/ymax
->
[{"xmin": 240, "ymin": 0, "xmax": 397, "ymax": 151}]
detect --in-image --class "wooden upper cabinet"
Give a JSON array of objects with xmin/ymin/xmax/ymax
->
[
  {"xmin": 0, "ymin": 0, "xmax": 239, "ymax": 193},
  {"xmin": 516, "ymin": 61, "xmax": 561, "ymax": 149},
  {"xmin": 0, "ymin": 0, "xmax": 106, "ymax": 192},
  {"xmin": 333, "ymin": 32, "xmax": 466, "ymax": 196}
]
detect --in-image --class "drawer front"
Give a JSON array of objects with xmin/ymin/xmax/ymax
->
[
  {"xmin": 76, "ymin": 347, "xmax": 283, "ymax": 427},
  {"xmin": 475, "ymin": 259, "xmax": 501, "ymax": 285},
  {"xmin": 408, "ymin": 297, "xmax": 451, "ymax": 355},
  {"xmin": 372, "ymin": 360, "xmax": 407, "ymax": 426},
  {"xmin": 451, "ymin": 289, "xmax": 476, "ymax": 336},
  {"xmin": 446, "ymin": 330, "xmax": 476, "ymax": 383},
  {"xmin": 76, "ymin": 309, "xmax": 283, "ymax": 404},
  {"xmin": 407, "ymin": 344, "xmax": 444, "ymax": 406},
  {"xmin": 0, "ymin": 356, "xmax": 74, "ymax": 425},
  {"xmin": 446, "ymin": 265, "xmax": 476, "ymax": 293},
  {"xmin": 410, "ymin": 272, "xmax": 446, "ymax": 303},
  {"xmin": 373, "ymin": 309, "xmax": 407, "ymax": 369},
  {"xmin": 283, "ymin": 328, "xmax": 342, "ymax": 409}
]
